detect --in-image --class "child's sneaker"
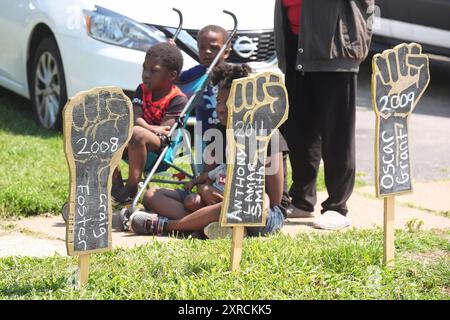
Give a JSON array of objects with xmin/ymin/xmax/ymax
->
[
  {"xmin": 204, "ymin": 222, "xmax": 246, "ymax": 240},
  {"xmin": 129, "ymin": 211, "xmax": 168, "ymax": 236}
]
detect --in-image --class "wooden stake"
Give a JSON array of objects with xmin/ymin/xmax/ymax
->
[
  {"xmin": 230, "ymin": 226, "xmax": 245, "ymax": 272},
  {"xmin": 78, "ymin": 254, "xmax": 90, "ymax": 287},
  {"xmin": 383, "ymin": 196, "xmax": 395, "ymax": 266}
]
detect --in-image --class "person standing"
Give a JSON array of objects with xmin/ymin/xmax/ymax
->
[{"xmin": 274, "ymin": 0, "xmax": 374, "ymax": 230}]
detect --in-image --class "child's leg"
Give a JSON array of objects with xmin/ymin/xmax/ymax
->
[
  {"xmin": 184, "ymin": 193, "xmax": 205, "ymax": 212},
  {"xmin": 166, "ymin": 202, "xmax": 222, "ymax": 232},
  {"xmin": 112, "ymin": 146, "xmax": 128, "ymax": 187},
  {"xmin": 126, "ymin": 126, "xmax": 162, "ymax": 195},
  {"xmin": 112, "ymin": 166, "xmax": 123, "ymax": 187},
  {"xmin": 143, "ymin": 187, "xmax": 189, "ymax": 220},
  {"xmin": 197, "ymin": 184, "xmax": 224, "ymax": 205}
]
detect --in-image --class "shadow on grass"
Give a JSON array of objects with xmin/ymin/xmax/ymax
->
[
  {"xmin": 284, "ymin": 220, "xmax": 315, "ymax": 227},
  {"xmin": 0, "ymin": 87, "xmax": 61, "ymax": 139}
]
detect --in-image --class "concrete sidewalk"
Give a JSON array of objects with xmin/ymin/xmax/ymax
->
[
  {"xmin": 1, "ymin": 181, "xmax": 449, "ymax": 258},
  {"xmin": 283, "ymin": 181, "xmax": 450, "ymax": 236}
]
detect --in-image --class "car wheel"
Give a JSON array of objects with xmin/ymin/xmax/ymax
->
[
  {"xmin": 61, "ymin": 202, "xmax": 69, "ymax": 223},
  {"xmin": 30, "ymin": 36, "xmax": 67, "ymax": 129}
]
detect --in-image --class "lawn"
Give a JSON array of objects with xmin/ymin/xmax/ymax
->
[
  {"xmin": 0, "ymin": 228, "xmax": 449, "ymax": 299},
  {"xmin": 0, "ymin": 88, "xmax": 448, "ymax": 300},
  {"xmin": 0, "ymin": 89, "xmax": 68, "ymax": 217},
  {"xmin": 0, "ymin": 87, "xmax": 334, "ymax": 218}
]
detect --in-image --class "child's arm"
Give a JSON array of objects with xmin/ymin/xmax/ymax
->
[
  {"xmin": 131, "ymin": 86, "xmax": 167, "ymax": 133},
  {"xmin": 155, "ymin": 94, "xmax": 187, "ymax": 134},
  {"xmin": 135, "ymin": 117, "xmax": 171, "ymax": 136},
  {"xmin": 131, "ymin": 86, "xmax": 145, "ymax": 125},
  {"xmin": 198, "ymin": 184, "xmax": 224, "ymax": 206},
  {"xmin": 186, "ymin": 163, "xmax": 225, "ymax": 191},
  {"xmin": 184, "ymin": 172, "xmax": 213, "ymax": 191}
]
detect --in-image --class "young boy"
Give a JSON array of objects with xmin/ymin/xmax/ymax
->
[
  {"xmin": 112, "ymin": 43, "xmax": 187, "ymax": 204},
  {"xmin": 175, "ymin": 25, "xmax": 231, "ymax": 170}
]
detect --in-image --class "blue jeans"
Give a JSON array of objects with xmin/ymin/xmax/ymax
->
[{"xmin": 246, "ymin": 206, "xmax": 285, "ymax": 237}]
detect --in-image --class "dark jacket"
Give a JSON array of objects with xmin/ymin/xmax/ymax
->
[{"xmin": 275, "ymin": 0, "xmax": 374, "ymax": 73}]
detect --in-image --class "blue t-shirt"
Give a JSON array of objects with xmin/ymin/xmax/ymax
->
[{"xmin": 178, "ymin": 65, "xmax": 219, "ymax": 134}]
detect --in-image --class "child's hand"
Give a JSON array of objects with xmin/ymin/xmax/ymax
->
[
  {"xmin": 184, "ymin": 180, "xmax": 195, "ymax": 191},
  {"xmin": 152, "ymin": 125, "xmax": 171, "ymax": 136},
  {"xmin": 167, "ymin": 39, "xmax": 176, "ymax": 47},
  {"xmin": 196, "ymin": 184, "xmax": 224, "ymax": 205},
  {"xmin": 202, "ymin": 190, "xmax": 223, "ymax": 205}
]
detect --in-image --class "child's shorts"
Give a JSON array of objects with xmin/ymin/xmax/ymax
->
[
  {"xmin": 246, "ymin": 205, "xmax": 286, "ymax": 237},
  {"xmin": 176, "ymin": 189, "xmax": 191, "ymax": 201}
]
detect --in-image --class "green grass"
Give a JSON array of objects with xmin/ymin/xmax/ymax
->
[
  {"xmin": 0, "ymin": 89, "xmax": 68, "ymax": 217},
  {"xmin": 0, "ymin": 228, "xmax": 448, "ymax": 299},
  {"xmin": 0, "ymin": 88, "xmax": 340, "ymax": 218}
]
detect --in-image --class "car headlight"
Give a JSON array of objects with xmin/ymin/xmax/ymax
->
[{"xmin": 83, "ymin": 6, "xmax": 167, "ymax": 51}]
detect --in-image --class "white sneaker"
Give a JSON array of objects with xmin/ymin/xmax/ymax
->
[
  {"xmin": 313, "ymin": 210, "xmax": 351, "ymax": 230},
  {"xmin": 286, "ymin": 204, "xmax": 315, "ymax": 218}
]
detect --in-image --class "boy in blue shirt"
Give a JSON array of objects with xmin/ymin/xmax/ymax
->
[{"xmin": 175, "ymin": 25, "xmax": 231, "ymax": 170}]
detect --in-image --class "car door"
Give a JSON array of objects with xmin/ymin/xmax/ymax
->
[
  {"xmin": 391, "ymin": 0, "xmax": 450, "ymax": 32},
  {"xmin": 383, "ymin": 0, "xmax": 450, "ymax": 49},
  {"xmin": 0, "ymin": 0, "xmax": 30, "ymax": 96}
]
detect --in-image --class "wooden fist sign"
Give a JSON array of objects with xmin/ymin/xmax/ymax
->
[
  {"xmin": 220, "ymin": 72, "xmax": 289, "ymax": 227},
  {"xmin": 372, "ymin": 43, "xmax": 430, "ymax": 197},
  {"xmin": 64, "ymin": 87, "xmax": 133, "ymax": 256}
]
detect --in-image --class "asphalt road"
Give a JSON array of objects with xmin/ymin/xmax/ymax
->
[{"xmin": 355, "ymin": 54, "xmax": 450, "ymax": 183}]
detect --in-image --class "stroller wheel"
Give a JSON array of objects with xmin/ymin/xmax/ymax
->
[
  {"xmin": 119, "ymin": 207, "xmax": 131, "ymax": 232},
  {"xmin": 61, "ymin": 202, "xmax": 69, "ymax": 222}
]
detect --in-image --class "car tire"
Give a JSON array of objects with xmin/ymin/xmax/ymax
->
[
  {"xmin": 61, "ymin": 201, "xmax": 69, "ymax": 223},
  {"xmin": 30, "ymin": 36, "xmax": 67, "ymax": 130}
]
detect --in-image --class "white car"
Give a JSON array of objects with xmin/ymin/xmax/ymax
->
[
  {"xmin": 0, "ymin": 0, "xmax": 277, "ymax": 129},
  {"xmin": 373, "ymin": 1, "xmax": 450, "ymax": 56}
]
